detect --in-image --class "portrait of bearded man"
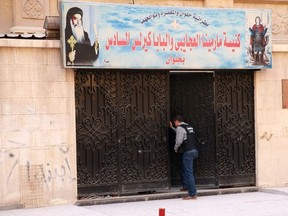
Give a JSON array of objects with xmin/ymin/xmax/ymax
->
[{"xmin": 65, "ymin": 7, "xmax": 99, "ymax": 66}]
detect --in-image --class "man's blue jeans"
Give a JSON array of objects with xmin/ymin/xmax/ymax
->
[{"xmin": 182, "ymin": 149, "xmax": 198, "ymax": 196}]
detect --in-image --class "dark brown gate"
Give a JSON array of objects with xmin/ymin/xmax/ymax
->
[
  {"xmin": 169, "ymin": 72, "xmax": 216, "ymax": 187},
  {"xmin": 75, "ymin": 69, "xmax": 170, "ymax": 196},
  {"xmin": 215, "ymin": 70, "xmax": 255, "ymax": 187},
  {"xmin": 170, "ymin": 70, "xmax": 255, "ymax": 188},
  {"xmin": 76, "ymin": 69, "xmax": 255, "ymax": 195}
]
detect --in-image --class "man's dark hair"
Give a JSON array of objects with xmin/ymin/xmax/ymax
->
[{"xmin": 173, "ymin": 114, "xmax": 184, "ymax": 122}]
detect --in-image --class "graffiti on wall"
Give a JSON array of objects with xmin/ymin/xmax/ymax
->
[{"xmin": 1, "ymin": 145, "xmax": 76, "ymax": 190}]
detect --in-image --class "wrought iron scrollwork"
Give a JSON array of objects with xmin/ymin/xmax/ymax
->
[
  {"xmin": 118, "ymin": 70, "xmax": 169, "ymax": 183},
  {"xmin": 75, "ymin": 70, "xmax": 118, "ymax": 186},
  {"xmin": 76, "ymin": 69, "xmax": 169, "ymax": 194},
  {"xmin": 215, "ymin": 71, "xmax": 255, "ymax": 179}
]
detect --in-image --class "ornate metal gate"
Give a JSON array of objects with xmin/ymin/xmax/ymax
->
[
  {"xmin": 215, "ymin": 70, "xmax": 255, "ymax": 187},
  {"xmin": 76, "ymin": 69, "xmax": 255, "ymax": 195},
  {"xmin": 170, "ymin": 71, "xmax": 255, "ymax": 188},
  {"xmin": 169, "ymin": 72, "xmax": 216, "ymax": 187},
  {"xmin": 75, "ymin": 69, "xmax": 169, "ymax": 196}
]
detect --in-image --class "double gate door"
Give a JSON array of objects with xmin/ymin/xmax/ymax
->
[
  {"xmin": 170, "ymin": 71, "xmax": 255, "ymax": 188},
  {"xmin": 76, "ymin": 69, "xmax": 256, "ymax": 196},
  {"xmin": 170, "ymin": 72, "xmax": 216, "ymax": 187},
  {"xmin": 75, "ymin": 69, "xmax": 170, "ymax": 196}
]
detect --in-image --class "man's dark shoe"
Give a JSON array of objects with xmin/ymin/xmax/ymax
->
[{"xmin": 182, "ymin": 195, "xmax": 197, "ymax": 200}]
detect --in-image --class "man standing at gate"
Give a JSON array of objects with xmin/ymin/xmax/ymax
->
[{"xmin": 170, "ymin": 115, "xmax": 198, "ymax": 200}]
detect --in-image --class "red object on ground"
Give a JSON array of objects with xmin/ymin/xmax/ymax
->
[{"xmin": 159, "ymin": 208, "xmax": 165, "ymax": 216}]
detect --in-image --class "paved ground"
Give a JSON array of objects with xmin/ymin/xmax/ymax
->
[{"xmin": 1, "ymin": 187, "xmax": 288, "ymax": 216}]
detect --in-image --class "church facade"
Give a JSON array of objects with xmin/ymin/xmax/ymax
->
[{"xmin": 0, "ymin": 0, "xmax": 288, "ymax": 209}]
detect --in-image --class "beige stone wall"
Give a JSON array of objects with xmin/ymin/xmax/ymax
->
[
  {"xmin": 13, "ymin": 0, "xmax": 49, "ymax": 27},
  {"xmin": 255, "ymin": 48, "xmax": 288, "ymax": 187},
  {"xmin": 0, "ymin": 0, "xmax": 13, "ymax": 33},
  {"xmin": 0, "ymin": 40, "xmax": 77, "ymax": 208}
]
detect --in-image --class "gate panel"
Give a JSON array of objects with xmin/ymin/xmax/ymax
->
[
  {"xmin": 170, "ymin": 73, "xmax": 216, "ymax": 187},
  {"xmin": 75, "ymin": 69, "xmax": 169, "ymax": 195},
  {"xmin": 75, "ymin": 70, "xmax": 119, "ymax": 195},
  {"xmin": 215, "ymin": 71, "xmax": 255, "ymax": 187},
  {"xmin": 118, "ymin": 70, "xmax": 170, "ymax": 192}
]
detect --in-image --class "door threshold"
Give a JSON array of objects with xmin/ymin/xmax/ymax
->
[{"xmin": 75, "ymin": 186, "xmax": 258, "ymax": 206}]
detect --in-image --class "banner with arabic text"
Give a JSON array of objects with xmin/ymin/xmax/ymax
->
[{"xmin": 61, "ymin": 1, "xmax": 272, "ymax": 69}]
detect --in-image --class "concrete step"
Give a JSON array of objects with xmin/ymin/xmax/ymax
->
[{"xmin": 75, "ymin": 186, "xmax": 258, "ymax": 206}]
